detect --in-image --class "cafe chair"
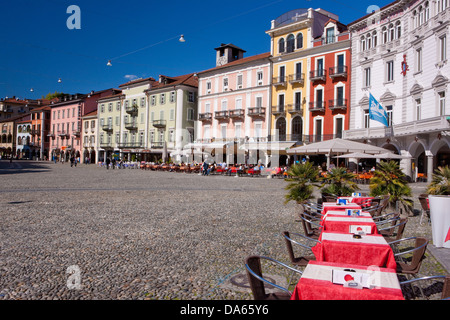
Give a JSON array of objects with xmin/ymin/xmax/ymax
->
[
  {"xmin": 379, "ymin": 217, "xmax": 408, "ymax": 245},
  {"xmin": 282, "ymin": 231, "xmax": 318, "ymax": 268},
  {"xmin": 389, "ymin": 237, "xmax": 429, "ymax": 278},
  {"xmin": 418, "ymin": 194, "xmax": 431, "ymax": 225},
  {"xmin": 400, "ymin": 275, "xmax": 450, "ymax": 300},
  {"xmin": 244, "ymin": 255, "xmax": 302, "ymax": 300},
  {"xmin": 298, "ymin": 213, "xmax": 323, "ymax": 240},
  {"xmin": 322, "ymin": 193, "xmax": 337, "ymax": 202},
  {"xmin": 304, "ymin": 202, "xmax": 324, "ymax": 216}
]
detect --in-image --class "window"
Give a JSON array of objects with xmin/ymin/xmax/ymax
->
[
  {"xmin": 221, "ymin": 125, "xmax": 227, "ymax": 140},
  {"xmin": 62, "ymin": 110, "xmax": 65, "ymax": 119},
  {"xmin": 335, "ymin": 117, "xmax": 343, "ymax": 138},
  {"xmin": 416, "ymin": 48, "xmax": 423, "ymax": 72},
  {"xmin": 296, "ymin": 33, "xmax": 303, "ymax": 49},
  {"xmin": 170, "ymin": 92, "xmax": 176, "ymax": 103},
  {"xmin": 386, "ymin": 61, "xmax": 394, "ymax": 82},
  {"xmin": 235, "ymin": 124, "xmax": 242, "ymax": 139},
  {"xmin": 315, "ymin": 118, "xmax": 323, "ymax": 141},
  {"xmin": 169, "ymin": 130, "xmax": 174, "ymax": 142},
  {"xmin": 188, "ymin": 92, "xmax": 194, "ymax": 103},
  {"xmin": 187, "ymin": 108, "xmax": 194, "ymax": 121},
  {"xmin": 416, "ymin": 98, "xmax": 421, "ymax": 120},
  {"xmin": 372, "ymin": 31, "xmax": 378, "ymax": 47},
  {"xmin": 223, "ymin": 78, "xmax": 229, "ymax": 91},
  {"xmin": 295, "ymin": 62, "xmax": 303, "ymax": 80},
  {"xmin": 235, "ymin": 98, "xmax": 242, "ymax": 110},
  {"xmin": 206, "ymin": 81, "xmax": 212, "ymax": 93},
  {"xmin": 440, "ymin": 35, "xmax": 447, "ymax": 62},
  {"xmin": 257, "ymin": 71, "xmax": 263, "ymax": 86},
  {"xmin": 286, "ymin": 34, "xmax": 295, "ymax": 53},
  {"xmin": 279, "ymin": 66, "xmax": 286, "ymax": 82},
  {"xmin": 256, "ymin": 96, "xmax": 263, "ymax": 108},
  {"xmin": 151, "ymin": 96, "xmax": 156, "ymax": 106},
  {"xmin": 386, "ymin": 105, "xmax": 393, "ymax": 126},
  {"xmin": 395, "ymin": 21, "xmax": 401, "ymax": 39},
  {"xmin": 382, "ymin": 27, "xmax": 388, "ymax": 44},
  {"xmin": 278, "ymin": 94, "xmax": 285, "ymax": 110},
  {"xmin": 221, "ymin": 100, "xmax": 228, "ymax": 111},
  {"xmin": 160, "ymin": 93, "xmax": 166, "ymax": 104},
  {"xmin": 294, "ymin": 92, "xmax": 302, "ymax": 110},
  {"xmin": 326, "ymin": 27, "xmax": 335, "ymax": 44},
  {"xmin": 389, "ymin": 23, "xmax": 395, "ymax": 41},
  {"xmin": 278, "ymin": 38, "xmax": 285, "ymax": 53},
  {"xmin": 439, "ymin": 92, "xmax": 446, "ymax": 116},
  {"xmin": 237, "ymin": 74, "xmax": 243, "ymax": 89},
  {"xmin": 170, "ymin": 109, "xmax": 174, "ymax": 121},
  {"xmin": 361, "ymin": 36, "xmax": 366, "ymax": 52},
  {"xmin": 255, "ymin": 122, "xmax": 262, "ymax": 138},
  {"xmin": 140, "ymin": 97, "xmax": 145, "ymax": 107},
  {"xmin": 364, "ymin": 110, "xmax": 370, "ymax": 128},
  {"xmin": 116, "ymin": 102, "xmax": 120, "ymax": 111},
  {"xmin": 108, "ymin": 103, "xmax": 112, "ymax": 112},
  {"xmin": 364, "ymin": 67, "xmax": 371, "ymax": 87}
]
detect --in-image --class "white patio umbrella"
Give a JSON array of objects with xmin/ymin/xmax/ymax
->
[
  {"xmin": 287, "ymin": 138, "xmax": 388, "ymax": 155},
  {"xmin": 375, "ymin": 152, "xmax": 411, "ymax": 160},
  {"xmin": 335, "ymin": 152, "xmax": 379, "ymax": 174}
]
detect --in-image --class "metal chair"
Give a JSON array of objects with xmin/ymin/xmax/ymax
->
[
  {"xmin": 378, "ymin": 217, "xmax": 408, "ymax": 243},
  {"xmin": 282, "ymin": 231, "xmax": 318, "ymax": 268},
  {"xmin": 418, "ymin": 194, "xmax": 430, "ymax": 225},
  {"xmin": 400, "ymin": 275, "xmax": 450, "ymax": 300},
  {"xmin": 244, "ymin": 255, "xmax": 302, "ymax": 300},
  {"xmin": 389, "ymin": 237, "xmax": 429, "ymax": 278},
  {"xmin": 298, "ymin": 213, "xmax": 323, "ymax": 240}
]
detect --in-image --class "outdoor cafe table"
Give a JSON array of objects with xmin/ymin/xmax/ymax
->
[
  {"xmin": 321, "ymin": 202, "xmax": 362, "ymax": 215},
  {"xmin": 290, "ymin": 261, "xmax": 404, "ymax": 300},
  {"xmin": 311, "ymin": 232, "xmax": 397, "ymax": 270},
  {"xmin": 338, "ymin": 196, "xmax": 374, "ymax": 207},
  {"xmin": 320, "ymin": 214, "xmax": 379, "ymax": 235}
]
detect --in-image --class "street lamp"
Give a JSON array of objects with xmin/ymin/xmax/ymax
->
[{"xmin": 179, "ymin": 35, "xmax": 186, "ymax": 42}]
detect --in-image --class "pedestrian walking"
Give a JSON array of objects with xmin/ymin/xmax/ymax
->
[{"xmin": 106, "ymin": 157, "xmax": 111, "ymax": 170}]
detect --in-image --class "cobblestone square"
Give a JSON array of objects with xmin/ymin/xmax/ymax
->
[{"xmin": 0, "ymin": 160, "xmax": 446, "ymax": 300}]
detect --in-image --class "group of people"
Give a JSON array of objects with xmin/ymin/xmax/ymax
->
[
  {"xmin": 200, "ymin": 161, "xmax": 265, "ymax": 176},
  {"xmin": 104, "ymin": 157, "xmax": 125, "ymax": 170}
]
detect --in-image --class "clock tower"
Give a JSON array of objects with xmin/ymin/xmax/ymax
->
[{"xmin": 214, "ymin": 43, "xmax": 246, "ymax": 67}]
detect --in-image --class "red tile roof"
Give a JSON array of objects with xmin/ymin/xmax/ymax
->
[{"xmin": 198, "ymin": 52, "xmax": 271, "ymax": 75}]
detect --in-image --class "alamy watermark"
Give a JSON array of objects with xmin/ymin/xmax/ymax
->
[
  {"xmin": 66, "ymin": 265, "xmax": 82, "ymax": 290},
  {"xmin": 66, "ymin": 5, "xmax": 81, "ymax": 30}
]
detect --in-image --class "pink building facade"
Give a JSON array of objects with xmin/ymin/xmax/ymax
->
[
  {"xmin": 49, "ymin": 89, "xmax": 120, "ymax": 162},
  {"xmin": 196, "ymin": 44, "xmax": 272, "ymax": 165}
]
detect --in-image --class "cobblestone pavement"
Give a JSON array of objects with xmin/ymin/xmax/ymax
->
[{"xmin": 0, "ymin": 160, "xmax": 447, "ymax": 300}]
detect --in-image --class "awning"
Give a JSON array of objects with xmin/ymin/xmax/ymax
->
[{"xmin": 287, "ymin": 138, "xmax": 388, "ymax": 155}]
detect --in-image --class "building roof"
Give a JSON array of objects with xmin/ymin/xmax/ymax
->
[
  {"xmin": 83, "ymin": 110, "xmax": 97, "ymax": 117},
  {"xmin": 149, "ymin": 73, "xmax": 198, "ymax": 90},
  {"xmin": 118, "ymin": 77, "xmax": 157, "ymax": 88},
  {"xmin": 198, "ymin": 52, "xmax": 271, "ymax": 75}
]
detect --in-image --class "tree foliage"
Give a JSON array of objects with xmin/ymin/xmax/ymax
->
[
  {"xmin": 426, "ymin": 165, "xmax": 450, "ymax": 195},
  {"xmin": 320, "ymin": 167, "xmax": 358, "ymax": 197},
  {"xmin": 284, "ymin": 162, "xmax": 320, "ymax": 205}
]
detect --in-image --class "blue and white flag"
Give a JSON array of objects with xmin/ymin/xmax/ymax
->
[{"xmin": 369, "ymin": 93, "xmax": 388, "ymax": 127}]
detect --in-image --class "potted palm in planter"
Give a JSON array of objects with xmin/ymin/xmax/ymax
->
[
  {"xmin": 284, "ymin": 162, "xmax": 320, "ymax": 216},
  {"xmin": 426, "ymin": 166, "xmax": 450, "ymax": 248},
  {"xmin": 320, "ymin": 167, "xmax": 358, "ymax": 198},
  {"xmin": 369, "ymin": 160, "xmax": 413, "ymax": 215}
]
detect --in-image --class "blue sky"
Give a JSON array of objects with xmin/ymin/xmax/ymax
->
[{"xmin": 0, "ymin": 0, "xmax": 392, "ymax": 99}]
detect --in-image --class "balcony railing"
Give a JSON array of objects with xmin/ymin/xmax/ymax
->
[
  {"xmin": 47, "ymin": 132, "xmax": 55, "ymax": 138},
  {"xmin": 272, "ymin": 76, "xmax": 287, "ymax": 87},
  {"xmin": 73, "ymin": 130, "xmax": 81, "ymax": 137},
  {"xmin": 268, "ymin": 134, "xmax": 341, "ymax": 143},
  {"xmin": 152, "ymin": 120, "xmax": 167, "ymax": 128},
  {"xmin": 198, "ymin": 112, "xmax": 212, "ymax": 121},
  {"xmin": 102, "ymin": 125, "xmax": 113, "ymax": 132},
  {"xmin": 287, "ymin": 104, "xmax": 303, "ymax": 115},
  {"xmin": 124, "ymin": 121, "xmax": 138, "ymax": 130},
  {"xmin": 272, "ymin": 105, "xmax": 286, "ymax": 116},
  {"xmin": 125, "ymin": 105, "xmax": 138, "ymax": 115},
  {"xmin": 309, "ymin": 101, "xmax": 326, "ymax": 112},
  {"xmin": 100, "ymin": 142, "xmax": 114, "ymax": 149},
  {"xmin": 247, "ymin": 107, "xmax": 266, "ymax": 117},
  {"xmin": 329, "ymin": 66, "xmax": 348, "ymax": 79},
  {"xmin": 329, "ymin": 99, "xmax": 348, "ymax": 110},
  {"xmin": 118, "ymin": 142, "xmax": 143, "ymax": 149},
  {"xmin": 228, "ymin": 109, "xmax": 245, "ymax": 118},
  {"xmin": 57, "ymin": 131, "xmax": 69, "ymax": 137},
  {"xmin": 288, "ymin": 73, "xmax": 305, "ymax": 85},
  {"xmin": 310, "ymin": 69, "xmax": 327, "ymax": 81},
  {"xmin": 150, "ymin": 141, "xmax": 164, "ymax": 149},
  {"xmin": 215, "ymin": 110, "xmax": 229, "ymax": 120}
]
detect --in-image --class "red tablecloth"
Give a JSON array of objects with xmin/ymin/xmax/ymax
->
[
  {"xmin": 312, "ymin": 232, "xmax": 397, "ymax": 269},
  {"xmin": 321, "ymin": 203, "xmax": 362, "ymax": 215},
  {"xmin": 290, "ymin": 261, "xmax": 404, "ymax": 300},
  {"xmin": 321, "ymin": 215, "xmax": 378, "ymax": 235}
]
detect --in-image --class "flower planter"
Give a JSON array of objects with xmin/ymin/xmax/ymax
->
[{"xmin": 428, "ymin": 195, "xmax": 450, "ymax": 248}]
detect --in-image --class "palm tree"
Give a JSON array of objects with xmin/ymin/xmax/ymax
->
[
  {"xmin": 426, "ymin": 165, "xmax": 450, "ymax": 195},
  {"xmin": 369, "ymin": 160, "xmax": 413, "ymax": 214},
  {"xmin": 284, "ymin": 162, "xmax": 320, "ymax": 214},
  {"xmin": 320, "ymin": 167, "xmax": 358, "ymax": 197}
]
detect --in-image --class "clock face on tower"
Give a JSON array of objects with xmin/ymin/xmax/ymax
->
[{"xmin": 216, "ymin": 56, "xmax": 227, "ymax": 66}]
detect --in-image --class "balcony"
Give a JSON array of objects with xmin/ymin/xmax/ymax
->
[
  {"xmin": 309, "ymin": 101, "xmax": 326, "ymax": 112},
  {"xmin": 125, "ymin": 105, "xmax": 138, "ymax": 115},
  {"xmin": 152, "ymin": 120, "xmax": 167, "ymax": 128},
  {"xmin": 272, "ymin": 105, "xmax": 286, "ymax": 116},
  {"xmin": 57, "ymin": 131, "xmax": 69, "ymax": 137},
  {"xmin": 310, "ymin": 69, "xmax": 327, "ymax": 82},
  {"xmin": 228, "ymin": 109, "xmax": 245, "ymax": 119},
  {"xmin": 30, "ymin": 129, "xmax": 40, "ymax": 135},
  {"xmin": 150, "ymin": 141, "xmax": 164, "ymax": 149},
  {"xmin": 329, "ymin": 99, "xmax": 348, "ymax": 111},
  {"xmin": 329, "ymin": 66, "xmax": 348, "ymax": 79},
  {"xmin": 215, "ymin": 110, "xmax": 230, "ymax": 120},
  {"xmin": 247, "ymin": 107, "xmax": 266, "ymax": 117},
  {"xmin": 102, "ymin": 125, "xmax": 113, "ymax": 132},
  {"xmin": 272, "ymin": 76, "xmax": 287, "ymax": 87},
  {"xmin": 100, "ymin": 142, "xmax": 114, "ymax": 149},
  {"xmin": 287, "ymin": 104, "xmax": 303, "ymax": 115},
  {"xmin": 288, "ymin": 73, "xmax": 305, "ymax": 85},
  {"xmin": 118, "ymin": 142, "xmax": 143, "ymax": 149},
  {"xmin": 73, "ymin": 130, "xmax": 81, "ymax": 137},
  {"xmin": 124, "ymin": 121, "xmax": 138, "ymax": 131},
  {"xmin": 47, "ymin": 132, "xmax": 55, "ymax": 138},
  {"xmin": 198, "ymin": 112, "xmax": 212, "ymax": 121}
]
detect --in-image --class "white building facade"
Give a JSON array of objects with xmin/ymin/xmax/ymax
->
[{"xmin": 345, "ymin": 0, "xmax": 450, "ymax": 181}]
